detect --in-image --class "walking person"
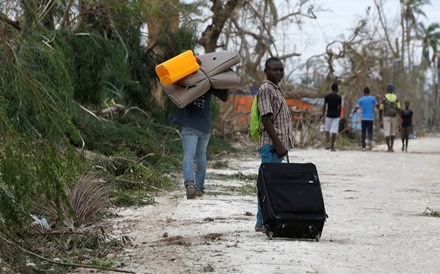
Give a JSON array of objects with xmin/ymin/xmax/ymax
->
[
  {"xmin": 400, "ymin": 100, "xmax": 413, "ymax": 152},
  {"xmin": 173, "ymin": 88, "xmax": 229, "ymax": 199},
  {"xmin": 322, "ymin": 83, "xmax": 342, "ymax": 151},
  {"xmin": 352, "ymin": 87, "xmax": 379, "ymax": 151},
  {"xmin": 379, "ymin": 84, "xmax": 401, "ymax": 152},
  {"xmin": 254, "ymin": 57, "xmax": 293, "ymax": 232}
]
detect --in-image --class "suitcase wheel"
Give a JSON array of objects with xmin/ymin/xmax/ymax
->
[
  {"xmin": 314, "ymin": 233, "xmax": 321, "ymax": 242},
  {"xmin": 267, "ymin": 231, "xmax": 273, "ymax": 240}
]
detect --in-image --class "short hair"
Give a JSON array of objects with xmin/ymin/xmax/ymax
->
[
  {"xmin": 331, "ymin": 83, "xmax": 338, "ymax": 92},
  {"xmin": 386, "ymin": 84, "xmax": 395, "ymax": 93},
  {"xmin": 363, "ymin": 87, "xmax": 370, "ymax": 94},
  {"xmin": 265, "ymin": 57, "xmax": 282, "ymax": 69}
]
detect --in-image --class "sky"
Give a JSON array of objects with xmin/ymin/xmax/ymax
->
[{"xmin": 286, "ymin": 0, "xmax": 440, "ymax": 63}]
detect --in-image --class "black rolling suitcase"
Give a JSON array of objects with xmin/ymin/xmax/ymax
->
[{"xmin": 257, "ymin": 159, "xmax": 327, "ymax": 241}]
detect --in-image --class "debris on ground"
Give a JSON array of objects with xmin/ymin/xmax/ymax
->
[{"xmin": 423, "ymin": 207, "xmax": 440, "ymax": 217}]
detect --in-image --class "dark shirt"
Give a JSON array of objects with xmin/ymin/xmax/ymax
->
[
  {"xmin": 324, "ymin": 92, "xmax": 342, "ymax": 118},
  {"xmin": 401, "ymin": 109, "xmax": 413, "ymax": 128},
  {"xmin": 172, "ymin": 89, "xmax": 214, "ymax": 134}
]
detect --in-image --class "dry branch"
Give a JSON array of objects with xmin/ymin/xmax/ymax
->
[{"xmin": 0, "ymin": 233, "xmax": 135, "ymax": 273}]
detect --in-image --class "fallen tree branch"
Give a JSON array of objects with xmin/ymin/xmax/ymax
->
[
  {"xmin": 74, "ymin": 101, "xmax": 109, "ymax": 122},
  {"xmin": 123, "ymin": 106, "xmax": 181, "ymax": 136},
  {"xmin": 423, "ymin": 207, "xmax": 440, "ymax": 217},
  {"xmin": 0, "ymin": 233, "xmax": 135, "ymax": 273},
  {"xmin": 0, "ymin": 12, "xmax": 21, "ymax": 30}
]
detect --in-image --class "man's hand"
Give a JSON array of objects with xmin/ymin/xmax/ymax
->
[{"xmin": 275, "ymin": 144, "xmax": 288, "ymax": 158}]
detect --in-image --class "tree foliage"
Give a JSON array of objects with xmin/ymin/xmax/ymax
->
[
  {"xmin": 0, "ymin": 27, "xmax": 84, "ymax": 234},
  {"xmin": 0, "ymin": 0, "xmax": 200, "ymax": 237},
  {"xmin": 1, "ymin": 0, "xmax": 440, "ymax": 270}
]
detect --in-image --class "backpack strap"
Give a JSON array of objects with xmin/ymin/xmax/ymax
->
[
  {"xmin": 272, "ymin": 101, "xmax": 284, "ymax": 122},
  {"xmin": 258, "ymin": 81, "xmax": 286, "ymax": 135},
  {"xmin": 259, "ymin": 101, "xmax": 284, "ymax": 135}
]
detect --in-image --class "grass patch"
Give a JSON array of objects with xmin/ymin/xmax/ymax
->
[
  {"xmin": 87, "ymin": 151, "xmax": 176, "ymax": 207},
  {"xmin": 206, "ymin": 183, "xmax": 256, "ymax": 196},
  {"xmin": 223, "ymin": 184, "xmax": 256, "ymax": 195},
  {"xmin": 211, "ymin": 160, "xmax": 229, "ymax": 169},
  {"xmin": 208, "ymin": 172, "xmax": 257, "ymax": 182},
  {"xmin": 207, "ymin": 135, "xmax": 237, "ymax": 157},
  {"xmin": 110, "ymin": 191, "xmax": 156, "ymax": 207}
]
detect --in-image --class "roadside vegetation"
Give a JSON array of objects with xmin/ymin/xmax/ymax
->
[{"xmin": 1, "ymin": 0, "xmax": 439, "ymax": 272}]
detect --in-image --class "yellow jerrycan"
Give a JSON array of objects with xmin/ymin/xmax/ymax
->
[{"xmin": 155, "ymin": 50, "xmax": 200, "ymax": 86}]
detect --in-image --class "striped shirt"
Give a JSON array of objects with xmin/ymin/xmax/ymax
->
[{"xmin": 257, "ymin": 80, "xmax": 293, "ymax": 150}]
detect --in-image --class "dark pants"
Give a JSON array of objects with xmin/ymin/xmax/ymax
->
[{"xmin": 361, "ymin": 120, "xmax": 373, "ymax": 148}]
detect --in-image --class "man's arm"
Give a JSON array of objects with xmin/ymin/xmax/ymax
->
[
  {"xmin": 352, "ymin": 106, "xmax": 359, "ymax": 115},
  {"xmin": 261, "ymin": 114, "xmax": 287, "ymax": 157},
  {"xmin": 338, "ymin": 99, "xmax": 342, "ymax": 117},
  {"xmin": 212, "ymin": 89, "xmax": 229, "ymax": 102},
  {"xmin": 378, "ymin": 98, "xmax": 383, "ymax": 120}
]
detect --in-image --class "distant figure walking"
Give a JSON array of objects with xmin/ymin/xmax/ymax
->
[
  {"xmin": 322, "ymin": 83, "xmax": 342, "ymax": 151},
  {"xmin": 352, "ymin": 87, "xmax": 379, "ymax": 151},
  {"xmin": 379, "ymin": 84, "xmax": 401, "ymax": 152},
  {"xmin": 400, "ymin": 100, "xmax": 413, "ymax": 152}
]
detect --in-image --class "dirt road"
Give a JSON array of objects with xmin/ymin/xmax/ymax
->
[{"xmin": 112, "ymin": 135, "xmax": 440, "ymax": 274}]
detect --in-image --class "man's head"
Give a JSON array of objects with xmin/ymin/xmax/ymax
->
[
  {"xmin": 386, "ymin": 84, "xmax": 395, "ymax": 93},
  {"xmin": 363, "ymin": 87, "xmax": 370, "ymax": 95},
  {"xmin": 331, "ymin": 83, "xmax": 338, "ymax": 93},
  {"xmin": 404, "ymin": 100, "xmax": 410, "ymax": 108},
  {"xmin": 264, "ymin": 57, "xmax": 284, "ymax": 84}
]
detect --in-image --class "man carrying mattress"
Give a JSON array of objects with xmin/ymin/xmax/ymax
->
[{"xmin": 173, "ymin": 88, "xmax": 229, "ymax": 199}]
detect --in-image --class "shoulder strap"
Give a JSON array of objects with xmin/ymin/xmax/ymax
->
[
  {"xmin": 260, "ymin": 101, "xmax": 284, "ymax": 136},
  {"xmin": 272, "ymin": 101, "xmax": 284, "ymax": 122},
  {"xmin": 259, "ymin": 85, "xmax": 286, "ymax": 134}
]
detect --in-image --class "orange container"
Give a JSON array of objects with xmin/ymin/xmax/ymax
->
[{"xmin": 155, "ymin": 50, "xmax": 200, "ymax": 86}]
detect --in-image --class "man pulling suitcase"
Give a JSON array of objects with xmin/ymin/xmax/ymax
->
[{"xmin": 253, "ymin": 57, "xmax": 293, "ymax": 232}]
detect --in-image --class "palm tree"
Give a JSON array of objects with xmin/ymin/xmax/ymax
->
[
  {"xmin": 400, "ymin": 0, "xmax": 430, "ymax": 69},
  {"xmin": 417, "ymin": 22, "xmax": 440, "ymax": 130},
  {"xmin": 418, "ymin": 22, "xmax": 440, "ymax": 68}
]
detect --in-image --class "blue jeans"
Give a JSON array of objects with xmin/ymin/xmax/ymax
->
[
  {"xmin": 181, "ymin": 127, "xmax": 211, "ymax": 191},
  {"xmin": 256, "ymin": 144, "xmax": 284, "ymax": 227},
  {"xmin": 361, "ymin": 120, "xmax": 373, "ymax": 148}
]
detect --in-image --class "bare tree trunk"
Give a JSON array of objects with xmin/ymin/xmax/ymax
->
[
  {"xmin": 433, "ymin": 56, "xmax": 440, "ymax": 131},
  {"xmin": 71, "ymin": 0, "xmax": 91, "ymax": 32},
  {"xmin": 199, "ymin": 0, "xmax": 239, "ymax": 53},
  {"xmin": 145, "ymin": 0, "xmax": 179, "ymax": 49},
  {"xmin": 61, "ymin": 0, "xmax": 74, "ymax": 29},
  {"xmin": 0, "ymin": 12, "xmax": 21, "ymax": 30},
  {"xmin": 375, "ymin": 0, "xmax": 397, "ymax": 58},
  {"xmin": 400, "ymin": 0, "xmax": 406, "ymax": 80}
]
